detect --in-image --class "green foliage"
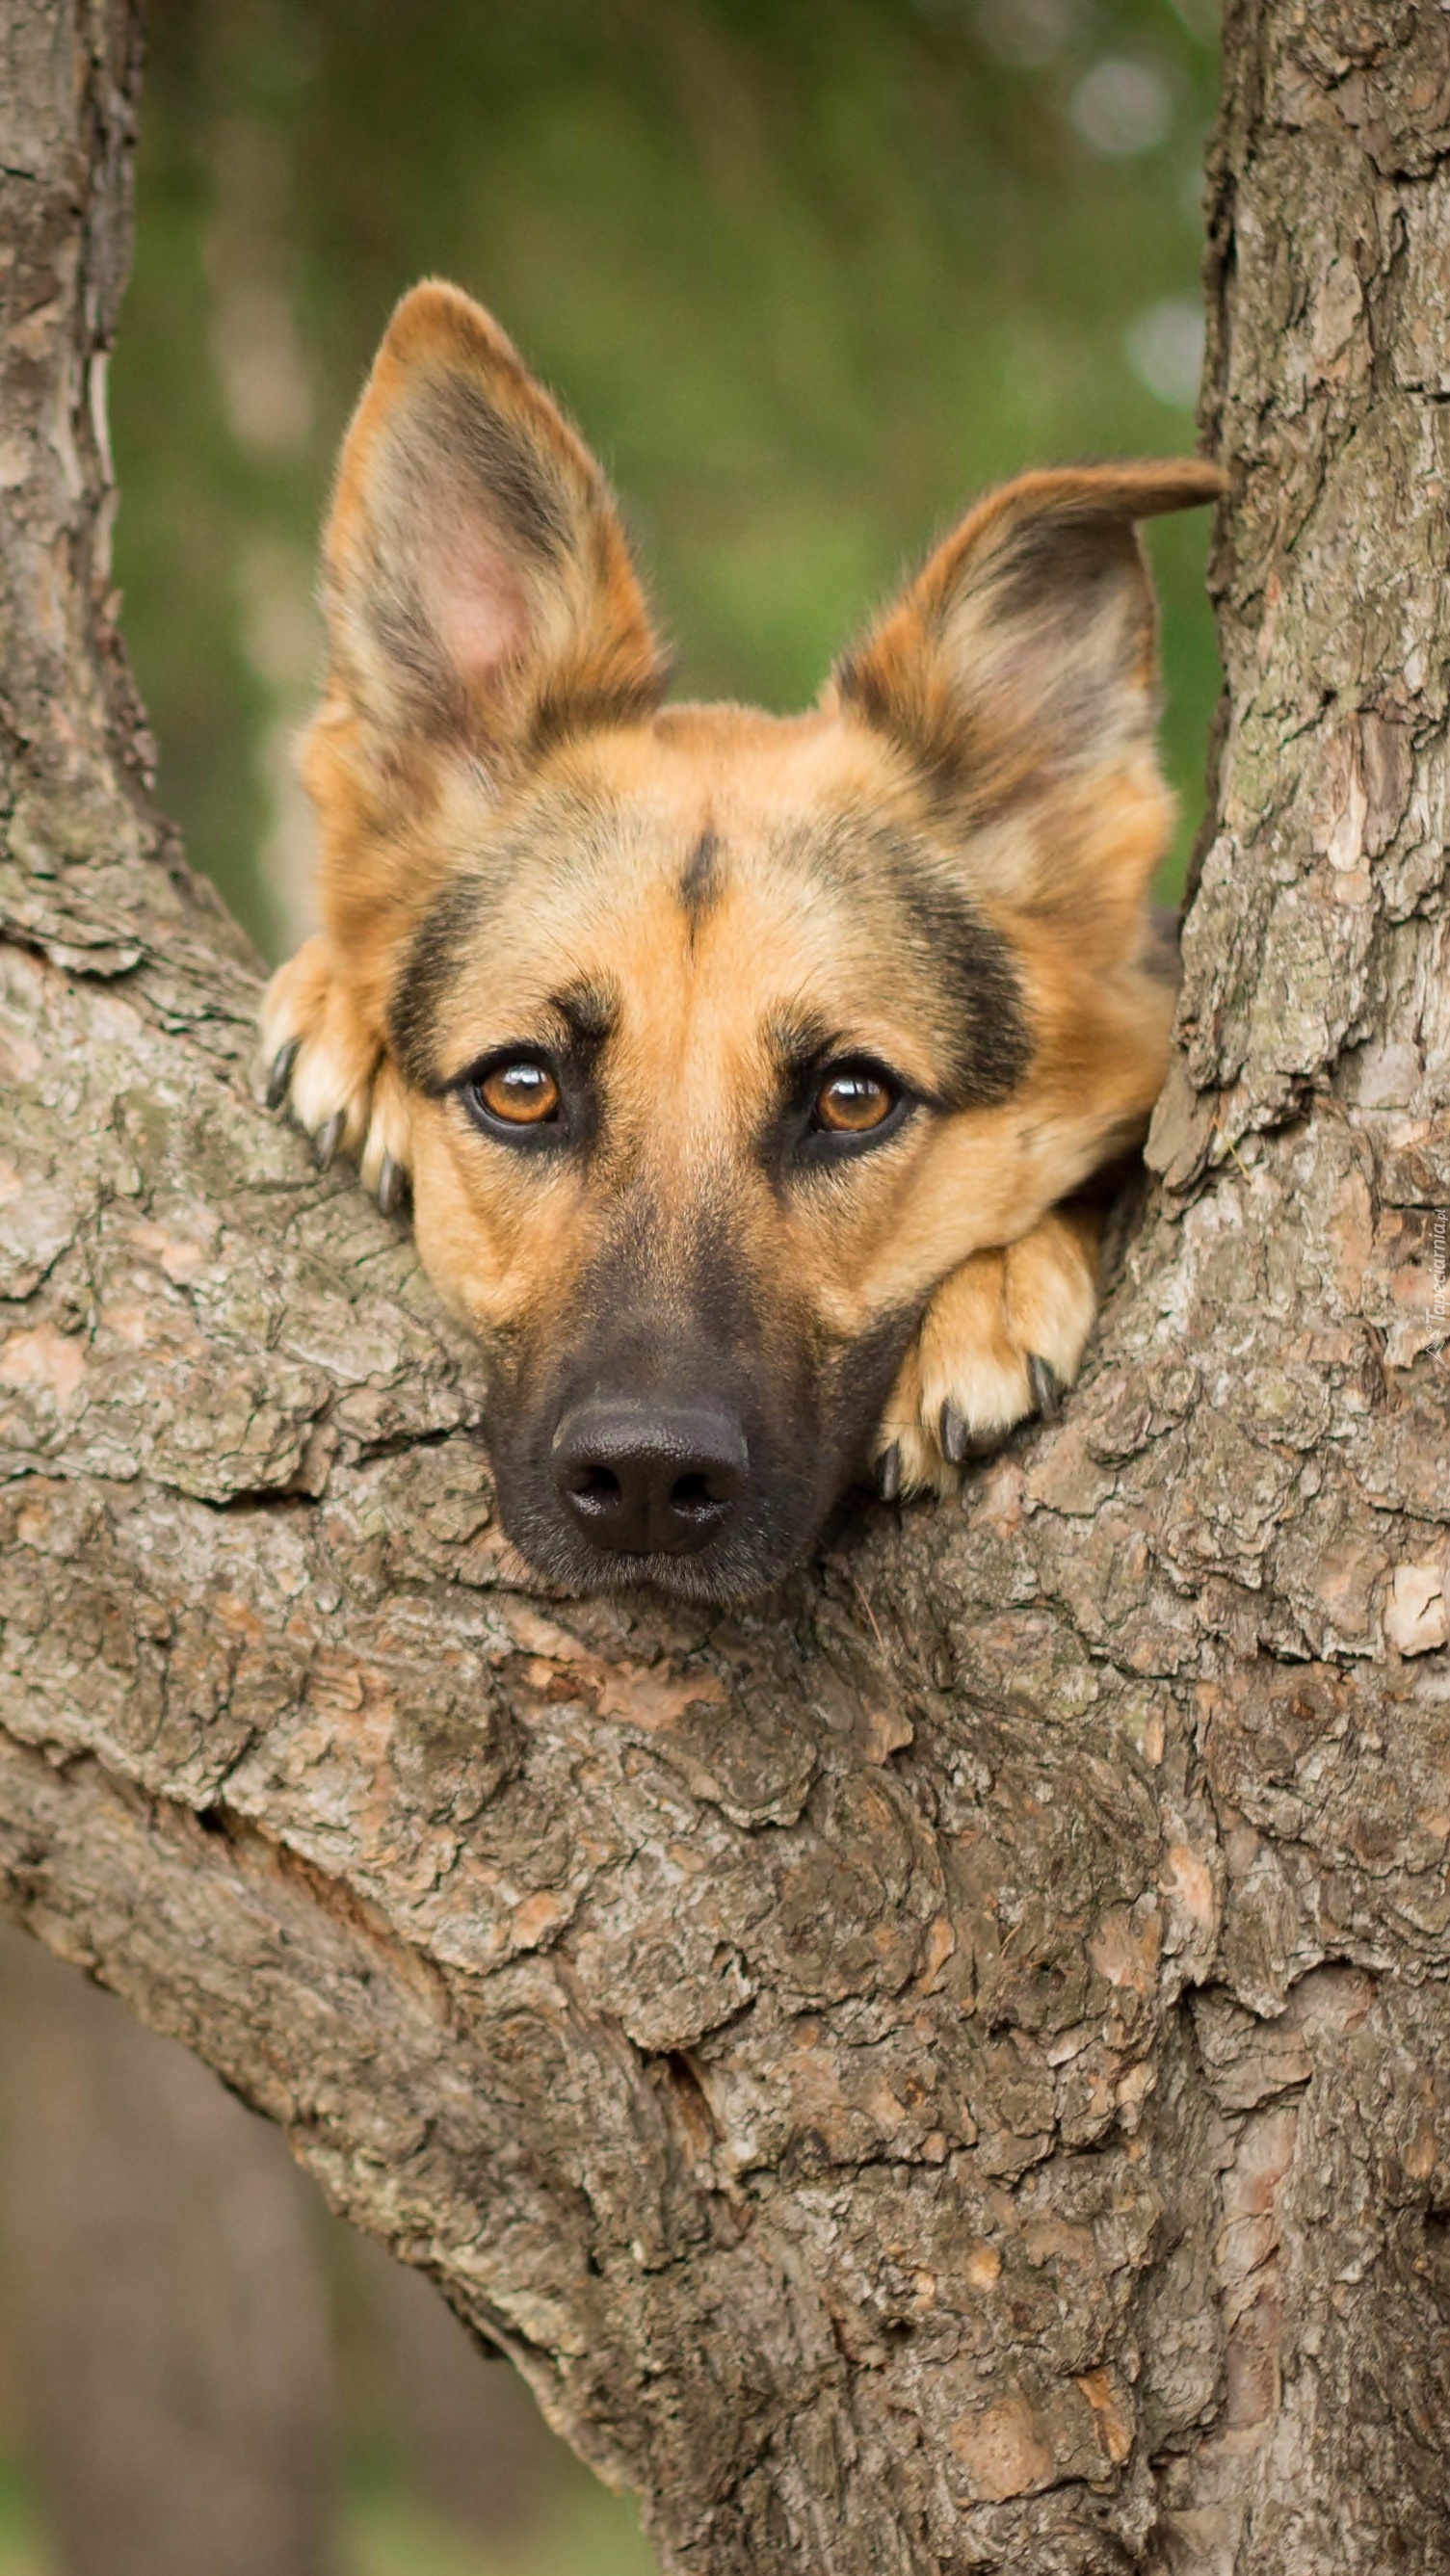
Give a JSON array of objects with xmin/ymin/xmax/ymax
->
[
  {"xmin": 114, "ymin": 0, "xmax": 1220, "ymax": 959},
  {"xmin": 0, "ymin": 2448, "xmax": 654, "ymax": 2576},
  {"xmin": 0, "ymin": 2458, "xmax": 47, "ymax": 2576},
  {"xmin": 345, "ymin": 2482, "xmax": 655, "ymax": 2576}
]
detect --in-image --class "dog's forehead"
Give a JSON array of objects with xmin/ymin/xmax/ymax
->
[
  {"xmin": 479, "ymin": 714, "xmax": 980, "ymax": 969},
  {"xmin": 395, "ymin": 710, "xmax": 1030, "ymax": 1106}
]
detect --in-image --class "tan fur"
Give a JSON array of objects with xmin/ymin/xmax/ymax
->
[{"xmin": 260, "ymin": 280, "xmax": 1223, "ymax": 1589}]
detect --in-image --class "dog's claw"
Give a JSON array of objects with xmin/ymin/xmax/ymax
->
[
  {"xmin": 313, "ymin": 1110, "xmax": 346, "ymax": 1172},
  {"xmin": 939, "ymin": 1401, "xmax": 971, "ymax": 1465},
  {"xmin": 1028, "ymin": 1354, "xmax": 1064, "ymax": 1421},
  {"xmin": 878, "ymin": 1442, "xmax": 903, "ymax": 1504},
  {"xmin": 376, "ymin": 1152, "xmax": 407, "ymax": 1218},
  {"xmin": 265, "ymin": 1037, "xmax": 301, "ymax": 1112}
]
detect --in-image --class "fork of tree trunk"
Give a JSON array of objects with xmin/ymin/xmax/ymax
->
[{"xmin": 1, "ymin": 3, "xmax": 1448, "ymax": 2571}]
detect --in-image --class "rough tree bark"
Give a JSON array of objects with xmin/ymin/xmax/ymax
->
[{"xmin": 1, "ymin": 2, "xmax": 1448, "ymax": 2570}]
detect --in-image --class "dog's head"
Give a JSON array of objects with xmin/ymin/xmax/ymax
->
[{"xmin": 303, "ymin": 281, "xmax": 1219, "ymax": 1598}]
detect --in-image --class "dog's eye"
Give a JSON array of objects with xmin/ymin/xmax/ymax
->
[
  {"xmin": 465, "ymin": 1057, "xmax": 561, "ymax": 1129},
  {"xmin": 812, "ymin": 1065, "xmax": 898, "ymax": 1135}
]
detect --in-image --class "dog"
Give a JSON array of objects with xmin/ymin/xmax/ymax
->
[{"xmin": 259, "ymin": 280, "xmax": 1221, "ymax": 1600}]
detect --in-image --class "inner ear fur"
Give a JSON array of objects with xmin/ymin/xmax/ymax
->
[
  {"xmin": 832, "ymin": 460, "xmax": 1225, "ymax": 945},
  {"xmin": 318, "ymin": 278, "xmax": 667, "ymax": 773}
]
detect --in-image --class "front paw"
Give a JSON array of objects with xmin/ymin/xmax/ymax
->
[
  {"xmin": 875, "ymin": 1211, "xmax": 1101, "ymax": 1499},
  {"xmin": 258, "ymin": 935, "xmax": 411, "ymax": 1213}
]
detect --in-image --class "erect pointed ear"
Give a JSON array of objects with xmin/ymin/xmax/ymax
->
[
  {"xmin": 321, "ymin": 280, "xmax": 667, "ymax": 772},
  {"xmin": 832, "ymin": 460, "xmax": 1224, "ymax": 901}
]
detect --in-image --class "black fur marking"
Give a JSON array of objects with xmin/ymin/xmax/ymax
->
[
  {"xmin": 388, "ymin": 872, "xmax": 492, "ymax": 1091},
  {"xmin": 419, "ymin": 376, "xmax": 572, "ymax": 564},
  {"xmin": 764, "ymin": 1010, "xmax": 836, "ymax": 1095},
  {"xmin": 889, "ymin": 861, "xmax": 1032, "ymax": 1109},
  {"xmin": 834, "ymin": 648, "xmax": 905, "ymax": 749},
  {"xmin": 390, "ymin": 879, "xmax": 620, "ymax": 1108},
  {"xmin": 362, "ymin": 546, "xmax": 462, "ymax": 731},
  {"xmin": 551, "ymin": 979, "xmax": 619, "ymax": 1049},
  {"xmin": 529, "ymin": 668, "xmax": 671, "ymax": 755},
  {"xmin": 987, "ymin": 500, "xmax": 1142, "ymax": 625},
  {"xmin": 679, "ymin": 828, "xmax": 722, "ymax": 938},
  {"xmin": 772, "ymin": 813, "xmax": 1032, "ymax": 1113}
]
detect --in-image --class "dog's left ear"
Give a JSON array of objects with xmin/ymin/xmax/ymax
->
[
  {"xmin": 833, "ymin": 460, "xmax": 1224, "ymax": 934},
  {"xmin": 319, "ymin": 279, "xmax": 667, "ymax": 779}
]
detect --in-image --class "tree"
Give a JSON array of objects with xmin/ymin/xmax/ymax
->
[{"xmin": 2, "ymin": 1, "xmax": 1447, "ymax": 2568}]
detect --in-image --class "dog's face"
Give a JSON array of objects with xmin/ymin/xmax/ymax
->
[{"xmin": 287, "ymin": 283, "xmax": 1218, "ymax": 1598}]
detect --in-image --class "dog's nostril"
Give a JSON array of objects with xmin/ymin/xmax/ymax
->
[{"xmin": 551, "ymin": 1399, "xmax": 748, "ymax": 1558}]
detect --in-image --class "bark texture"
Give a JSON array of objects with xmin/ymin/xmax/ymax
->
[{"xmin": 1, "ymin": 4, "xmax": 1448, "ymax": 2571}]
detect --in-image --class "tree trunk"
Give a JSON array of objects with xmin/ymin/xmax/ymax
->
[{"xmin": 2, "ymin": 2, "xmax": 1448, "ymax": 2570}]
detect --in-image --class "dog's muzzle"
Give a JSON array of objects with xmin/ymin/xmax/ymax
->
[
  {"xmin": 550, "ymin": 1397, "xmax": 749, "ymax": 1558},
  {"xmin": 487, "ymin": 1265, "xmax": 913, "ymax": 1597}
]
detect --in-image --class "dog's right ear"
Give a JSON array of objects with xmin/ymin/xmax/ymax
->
[
  {"xmin": 830, "ymin": 460, "xmax": 1223, "ymax": 959},
  {"xmin": 319, "ymin": 280, "xmax": 667, "ymax": 779}
]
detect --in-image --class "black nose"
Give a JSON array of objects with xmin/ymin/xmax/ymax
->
[{"xmin": 551, "ymin": 1399, "xmax": 749, "ymax": 1557}]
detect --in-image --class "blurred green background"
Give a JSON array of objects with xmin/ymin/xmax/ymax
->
[
  {"xmin": 6, "ymin": 3, "xmax": 1221, "ymax": 2570},
  {"xmin": 112, "ymin": 0, "xmax": 1221, "ymax": 963}
]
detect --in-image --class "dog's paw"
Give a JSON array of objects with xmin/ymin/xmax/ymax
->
[
  {"xmin": 874, "ymin": 1209, "xmax": 1101, "ymax": 1499},
  {"xmin": 259, "ymin": 935, "xmax": 411, "ymax": 1213}
]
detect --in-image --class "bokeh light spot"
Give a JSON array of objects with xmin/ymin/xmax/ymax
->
[{"xmin": 1069, "ymin": 58, "xmax": 1173, "ymax": 157}]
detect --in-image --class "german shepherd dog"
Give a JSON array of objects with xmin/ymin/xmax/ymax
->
[{"xmin": 260, "ymin": 282, "xmax": 1220, "ymax": 1601}]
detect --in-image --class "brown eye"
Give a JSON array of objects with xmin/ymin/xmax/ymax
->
[
  {"xmin": 474, "ymin": 1059, "xmax": 560, "ymax": 1126},
  {"xmin": 813, "ymin": 1066, "xmax": 897, "ymax": 1134}
]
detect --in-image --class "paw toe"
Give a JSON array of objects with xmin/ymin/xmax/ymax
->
[
  {"xmin": 357, "ymin": 1058, "xmax": 413, "ymax": 1207},
  {"xmin": 265, "ymin": 1036, "xmax": 302, "ymax": 1112},
  {"xmin": 311, "ymin": 1109, "xmax": 347, "ymax": 1172},
  {"xmin": 874, "ymin": 1212, "xmax": 1105, "ymax": 1501},
  {"xmin": 258, "ymin": 937, "xmax": 412, "ymax": 1204},
  {"xmin": 1027, "ymin": 1353, "xmax": 1065, "ymax": 1421},
  {"xmin": 938, "ymin": 1400, "xmax": 968, "ymax": 1466},
  {"xmin": 375, "ymin": 1152, "xmax": 409, "ymax": 1219}
]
